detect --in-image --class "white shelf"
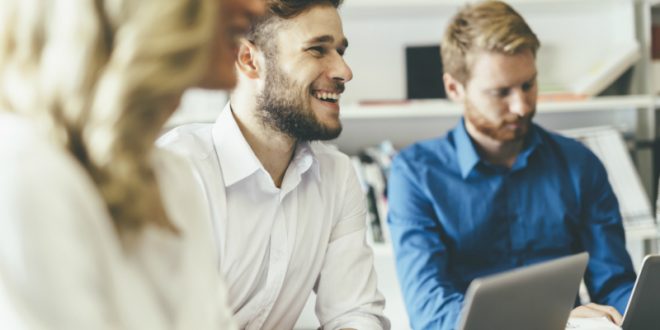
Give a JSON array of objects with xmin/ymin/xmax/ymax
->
[
  {"xmin": 341, "ymin": 100, "xmax": 460, "ymax": 119},
  {"xmin": 164, "ymin": 95, "xmax": 653, "ymax": 128},
  {"xmin": 341, "ymin": 95, "xmax": 654, "ymax": 120},
  {"xmin": 537, "ymin": 95, "xmax": 652, "ymax": 112},
  {"xmin": 625, "ymin": 223, "xmax": 660, "ymax": 240}
]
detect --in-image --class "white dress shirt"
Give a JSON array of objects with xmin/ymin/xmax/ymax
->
[
  {"xmin": 0, "ymin": 113, "xmax": 237, "ymax": 330},
  {"xmin": 158, "ymin": 104, "xmax": 390, "ymax": 330}
]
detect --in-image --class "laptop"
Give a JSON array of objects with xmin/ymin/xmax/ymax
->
[
  {"xmin": 457, "ymin": 252, "xmax": 589, "ymax": 330},
  {"xmin": 620, "ymin": 254, "xmax": 660, "ymax": 330}
]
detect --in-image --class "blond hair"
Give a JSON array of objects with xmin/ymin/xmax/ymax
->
[
  {"xmin": 0, "ymin": 0, "xmax": 217, "ymax": 234},
  {"xmin": 441, "ymin": 0, "xmax": 540, "ymax": 84}
]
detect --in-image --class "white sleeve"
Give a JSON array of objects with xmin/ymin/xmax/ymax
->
[
  {"xmin": 314, "ymin": 161, "xmax": 390, "ymax": 330},
  {"xmin": 0, "ymin": 150, "xmax": 117, "ymax": 329}
]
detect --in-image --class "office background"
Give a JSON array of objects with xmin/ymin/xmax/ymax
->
[{"xmin": 168, "ymin": 0, "xmax": 660, "ymax": 328}]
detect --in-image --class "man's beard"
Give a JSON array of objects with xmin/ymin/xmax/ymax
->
[
  {"xmin": 256, "ymin": 60, "xmax": 343, "ymax": 142},
  {"xmin": 464, "ymin": 98, "xmax": 534, "ymax": 142}
]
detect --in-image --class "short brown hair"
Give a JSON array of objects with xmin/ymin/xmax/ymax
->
[
  {"xmin": 441, "ymin": 0, "xmax": 540, "ymax": 84},
  {"xmin": 246, "ymin": 0, "xmax": 343, "ymax": 52}
]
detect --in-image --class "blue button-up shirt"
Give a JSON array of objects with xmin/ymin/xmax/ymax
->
[{"xmin": 387, "ymin": 120, "xmax": 636, "ymax": 330}]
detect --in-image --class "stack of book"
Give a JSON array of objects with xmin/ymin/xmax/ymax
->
[{"xmin": 351, "ymin": 141, "xmax": 397, "ymax": 245}]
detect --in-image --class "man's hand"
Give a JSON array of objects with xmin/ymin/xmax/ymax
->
[{"xmin": 570, "ymin": 303, "xmax": 623, "ymax": 325}]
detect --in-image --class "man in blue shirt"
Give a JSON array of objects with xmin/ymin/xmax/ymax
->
[{"xmin": 387, "ymin": 1, "xmax": 636, "ymax": 329}]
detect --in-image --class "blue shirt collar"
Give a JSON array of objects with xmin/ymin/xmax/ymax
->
[
  {"xmin": 454, "ymin": 119, "xmax": 481, "ymax": 179},
  {"xmin": 512, "ymin": 125, "xmax": 542, "ymax": 172},
  {"xmin": 453, "ymin": 118, "xmax": 543, "ymax": 178}
]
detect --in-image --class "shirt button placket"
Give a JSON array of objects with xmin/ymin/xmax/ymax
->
[{"xmin": 253, "ymin": 206, "xmax": 289, "ymax": 329}]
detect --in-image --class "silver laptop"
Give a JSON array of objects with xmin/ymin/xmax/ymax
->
[
  {"xmin": 457, "ymin": 252, "xmax": 589, "ymax": 330},
  {"xmin": 621, "ymin": 254, "xmax": 660, "ymax": 330}
]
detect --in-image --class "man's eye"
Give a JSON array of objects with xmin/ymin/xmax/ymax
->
[
  {"xmin": 308, "ymin": 46, "xmax": 325, "ymax": 55},
  {"xmin": 490, "ymin": 89, "xmax": 509, "ymax": 98}
]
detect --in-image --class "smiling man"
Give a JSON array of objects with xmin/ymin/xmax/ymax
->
[
  {"xmin": 158, "ymin": 1, "xmax": 389, "ymax": 329},
  {"xmin": 387, "ymin": 1, "xmax": 636, "ymax": 329}
]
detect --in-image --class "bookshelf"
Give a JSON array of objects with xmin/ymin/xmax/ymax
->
[
  {"xmin": 334, "ymin": 2, "xmax": 657, "ymax": 328},
  {"xmin": 333, "ymin": 0, "xmax": 660, "ymax": 195}
]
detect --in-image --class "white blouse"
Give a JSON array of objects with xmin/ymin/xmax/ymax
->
[{"xmin": 0, "ymin": 113, "xmax": 237, "ymax": 330}]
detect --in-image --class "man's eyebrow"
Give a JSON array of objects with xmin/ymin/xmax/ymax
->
[
  {"xmin": 305, "ymin": 35, "xmax": 349, "ymax": 48},
  {"xmin": 526, "ymin": 73, "xmax": 538, "ymax": 83},
  {"xmin": 485, "ymin": 72, "xmax": 538, "ymax": 91}
]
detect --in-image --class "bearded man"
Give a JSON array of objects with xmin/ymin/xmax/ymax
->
[
  {"xmin": 158, "ymin": 1, "xmax": 389, "ymax": 329},
  {"xmin": 386, "ymin": 1, "xmax": 636, "ymax": 329}
]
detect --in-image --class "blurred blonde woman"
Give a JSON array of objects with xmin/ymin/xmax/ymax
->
[{"xmin": 0, "ymin": 0, "xmax": 263, "ymax": 328}]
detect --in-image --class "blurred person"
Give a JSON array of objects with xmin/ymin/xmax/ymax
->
[
  {"xmin": 386, "ymin": 1, "xmax": 636, "ymax": 329},
  {"xmin": 158, "ymin": 0, "xmax": 390, "ymax": 329},
  {"xmin": 0, "ymin": 0, "xmax": 263, "ymax": 328}
]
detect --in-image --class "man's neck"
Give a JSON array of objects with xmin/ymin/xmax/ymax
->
[
  {"xmin": 465, "ymin": 121, "xmax": 525, "ymax": 168},
  {"xmin": 229, "ymin": 100, "xmax": 296, "ymax": 188}
]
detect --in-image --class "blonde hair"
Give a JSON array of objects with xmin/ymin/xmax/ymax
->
[
  {"xmin": 0, "ymin": 0, "xmax": 217, "ymax": 234},
  {"xmin": 441, "ymin": 0, "xmax": 540, "ymax": 84}
]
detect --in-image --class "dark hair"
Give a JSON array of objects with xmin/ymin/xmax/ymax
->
[
  {"xmin": 267, "ymin": 0, "xmax": 342, "ymax": 18},
  {"xmin": 246, "ymin": 0, "xmax": 343, "ymax": 52}
]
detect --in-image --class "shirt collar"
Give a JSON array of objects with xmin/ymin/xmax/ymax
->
[
  {"xmin": 212, "ymin": 103, "xmax": 261, "ymax": 186},
  {"xmin": 453, "ymin": 118, "xmax": 543, "ymax": 178},
  {"xmin": 211, "ymin": 103, "xmax": 321, "ymax": 187},
  {"xmin": 279, "ymin": 141, "xmax": 321, "ymax": 195},
  {"xmin": 454, "ymin": 118, "xmax": 481, "ymax": 179},
  {"xmin": 512, "ymin": 124, "xmax": 542, "ymax": 171},
  {"xmin": 290, "ymin": 141, "xmax": 320, "ymax": 182}
]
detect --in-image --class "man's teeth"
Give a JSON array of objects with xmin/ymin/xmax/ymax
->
[{"xmin": 314, "ymin": 91, "xmax": 340, "ymax": 102}]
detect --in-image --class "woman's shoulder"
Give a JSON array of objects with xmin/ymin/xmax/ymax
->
[{"xmin": 0, "ymin": 114, "xmax": 114, "ymax": 242}]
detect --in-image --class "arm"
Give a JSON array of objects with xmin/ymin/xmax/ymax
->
[
  {"xmin": 0, "ymin": 153, "xmax": 116, "ymax": 329},
  {"xmin": 570, "ymin": 303, "xmax": 623, "ymax": 325},
  {"xmin": 387, "ymin": 156, "xmax": 463, "ymax": 330},
  {"xmin": 579, "ymin": 154, "xmax": 636, "ymax": 314},
  {"xmin": 314, "ymin": 160, "xmax": 390, "ymax": 330}
]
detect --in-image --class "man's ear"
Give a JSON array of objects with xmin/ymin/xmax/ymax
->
[
  {"xmin": 236, "ymin": 38, "xmax": 262, "ymax": 79},
  {"xmin": 443, "ymin": 73, "xmax": 465, "ymax": 102}
]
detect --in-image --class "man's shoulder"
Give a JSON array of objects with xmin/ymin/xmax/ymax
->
[
  {"xmin": 309, "ymin": 141, "xmax": 350, "ymax": 162},
  {"xmin": 0, "ymin": 115, "xmax": 108, "ymax": 229},
  {"xmin": 394, "ymin": 136, "xmax": 450, "ymax": 169},
  {"xmin": 0, "ymin": 115, "xmax": 90, "ymax": 190},
  {"xmin": 157, "ymin": 123, "xmax": 215, "ymax": 160},
  {"xmin": 308, "ymin": 141, "xmax": 353, "ymax": 175},
  {"xmin": 536, "ymin": 126, "xmax": 600, "ymax": 163}
]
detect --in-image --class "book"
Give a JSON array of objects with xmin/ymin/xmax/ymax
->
[{"xmin": 569, "ymin": 42, "xmax": 641, "ymax": 96}]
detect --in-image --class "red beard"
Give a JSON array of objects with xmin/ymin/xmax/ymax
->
[{"xmin": 464, "ymin": 99, "xmax": 534, "ymax": 142}]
